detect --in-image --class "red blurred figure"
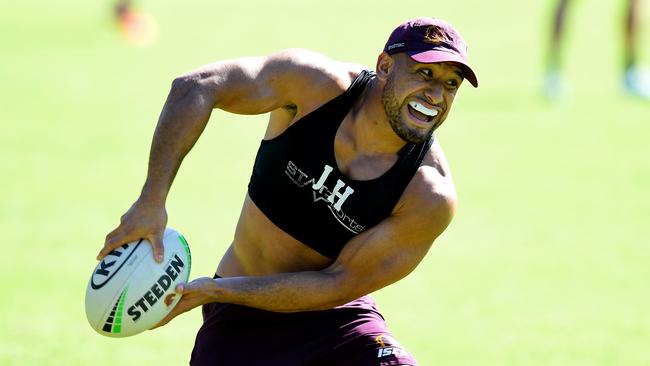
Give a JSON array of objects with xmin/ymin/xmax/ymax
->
[{"xmin": 114, "ymin": 0, "xmax": 158, "ymax": 47}]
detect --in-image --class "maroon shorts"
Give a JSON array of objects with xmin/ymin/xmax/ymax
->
[{"xmin": 190, "ymin": 295, "xmax": 418, "ymax": 365}]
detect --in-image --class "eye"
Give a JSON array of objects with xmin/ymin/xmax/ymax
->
[
  {"xmin": 446, "ymin": 78, "xmax": 461, "ymax": 89},
  {"xmin": 418, "ymin": 68, "xmax": 433, "ymax": 79}
]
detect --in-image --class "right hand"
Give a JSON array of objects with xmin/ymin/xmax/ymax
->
[
  {"xmin": 98, "ymin": 199, "xmax": 168, "ymax": 263},
  {"xmin": 150, "ymin": 277, "xmax": 217, "ymax": 330}
]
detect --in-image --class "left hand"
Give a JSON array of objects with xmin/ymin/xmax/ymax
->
[{"xmin": 151, "ymin": 277, "xmax": 217, "ymax": 329}]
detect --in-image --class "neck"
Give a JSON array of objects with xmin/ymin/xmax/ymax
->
[{"xmin": 347, "ymin": 77, "xmax": 408, "ymax": 156}]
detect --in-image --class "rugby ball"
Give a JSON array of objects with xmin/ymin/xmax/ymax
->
[{"xmin": 85, "ymin": 228, "xmax": 191, "ymax": 337}]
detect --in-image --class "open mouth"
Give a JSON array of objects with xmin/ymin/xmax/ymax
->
[{"xmin": 407, "ymin": 101, "xmax": 438, "ymax": 124}]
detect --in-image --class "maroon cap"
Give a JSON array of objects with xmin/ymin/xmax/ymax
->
[{"xmin": 384, "ymin": 17, "xmax": 478, "ymax": 87}]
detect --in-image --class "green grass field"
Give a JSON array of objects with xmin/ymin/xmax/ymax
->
[{"xmin": 2, "ymin": 0, "xmax": 649, "ymax": 364}]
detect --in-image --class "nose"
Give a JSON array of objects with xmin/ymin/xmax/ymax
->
[{"xmin": 423, "ymin": 83, "xmax": 444, "ymax": 105}]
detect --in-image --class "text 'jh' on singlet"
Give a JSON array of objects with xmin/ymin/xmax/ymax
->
[{"xmin": 247, "ymin": 70, "xmax": 433, "ymax": 259}]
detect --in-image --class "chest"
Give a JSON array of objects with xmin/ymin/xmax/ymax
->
[{"xmin": 333, "ymin": 133, "xmax": 400, "ymax": 182}]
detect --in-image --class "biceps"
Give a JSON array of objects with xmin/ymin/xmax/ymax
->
[
  {"xmin": 214, "ymin": 59, "xmax": 292, "ymax": 114},
  {"xmin": 328, "ymin": 222, "xmax": 434, "ymax": 295},
  {"xmin": 176, "ymin": 57, "xmax": 292, "ymax": 115}
]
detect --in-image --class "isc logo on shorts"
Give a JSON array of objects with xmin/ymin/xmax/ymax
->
[
  {"xmin": 377, "ymin": 347, "xmax": 408, "ymax": 358},
  {"xmin": 374, "ymin": 334, "xmax": 409, "ymax": 358}
]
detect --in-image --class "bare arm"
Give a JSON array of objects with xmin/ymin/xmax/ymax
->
[
  {"xmin": 99, "ymin": 49, "xmax": 353, "ymax": 261},
  {"xmin": 164, "ymin": 163, "xmax": 456, "ymax": 315},
  {"xmin": 142, "ymin": 49, "xmax": 353, "ymax": 199}
]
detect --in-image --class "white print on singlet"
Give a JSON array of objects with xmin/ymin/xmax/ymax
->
[{"xmin": 285, "ymin": 160, "xmax": 364, "ymax": 234}]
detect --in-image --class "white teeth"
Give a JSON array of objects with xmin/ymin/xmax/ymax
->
[{"xmin": 408, "ymin": 101, "xmax": 438, "ymax": 117}]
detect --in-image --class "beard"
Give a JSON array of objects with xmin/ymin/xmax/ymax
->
[{"xmin": 381, "ymin": 73, "xmax": 434, "ymax": 144}]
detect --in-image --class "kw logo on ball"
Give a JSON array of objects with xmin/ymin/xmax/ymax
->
[
  {"xmin": 126, "ymin": 254, "xmax": 186, "ymax": 322},
  {"xmin": 92, "ymin": 240, "xmax": 142, "ymax": 289}
]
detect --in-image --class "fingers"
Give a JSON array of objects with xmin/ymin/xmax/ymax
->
[
  {"xmin": 99, "ymin": 226, "xmax": 165, "ymax": 263},
  {"xmin": 104, "ymin": 226, "xmax": 122, "ymax": 244},
  {"xmin": 149, "ymin": 233, "xmax": 165, "ymax": 263},
  {"xmin": 175, "ymin": 283, "xmax": 187, "ymax": 293},
  {"xmin": 150, "ymin": 286, "xmax": 189, "ymax": 330},
  {"xmin": 99, "ymin": 201, "xmax": 168, "ymax": 262},
  {"xmin": 97, "ymin": 230, "xmax": 165, "ymax": 263},
  {"xmin": 175, "ymin": 277, "xmax": 208, "ymax": 295},
  {"xmin": 173, "ymin": 280, "xmax": 195, "ymax": 294},
  {"xmin": 97, "ymin": 229, "xmax": 141, "ymax": 260},
  {"xmin": 149, "ymin": 279, "xmax": 214, "ymax": 331}
]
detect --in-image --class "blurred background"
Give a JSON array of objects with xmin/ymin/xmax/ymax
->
[{"xmin": 1, "ymin": 0, "xmax": 649, "ymax": 365}]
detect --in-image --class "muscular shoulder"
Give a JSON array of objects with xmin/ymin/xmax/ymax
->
[
  {"xmin": 395, "ymin": 140, "xmax": 457, "ymax": 235},
  {"xmin": 266, "ymin": 49, "xmax": 367, "ymax": 111}
]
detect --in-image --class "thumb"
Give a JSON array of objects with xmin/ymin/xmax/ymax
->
[
  {"xmin": 175, "ymin": 282, "xmax": 192, "ymax": 294},
  {"xmin": 149, "ymin": 233, "xmax": 165, "ymax": 263}
]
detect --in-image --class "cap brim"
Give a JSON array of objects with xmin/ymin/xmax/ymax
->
[{"xmin": 407, "ymin": 50, "xmax": 478, "ymax": 88}]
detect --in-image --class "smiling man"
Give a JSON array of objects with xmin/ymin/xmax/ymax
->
[{"xmin": 98, "ymin": 17, "xmax": 478, "ymax": 365}]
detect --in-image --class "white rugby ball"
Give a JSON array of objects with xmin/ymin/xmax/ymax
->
[{"xmin": 85, "ymin": 227, "xmax": 191, "ymax": 337}]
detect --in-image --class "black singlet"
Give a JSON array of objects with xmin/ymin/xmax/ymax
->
[{"xmin": 247, "ymin": 70, "xmax": 433, "ymax": 259}]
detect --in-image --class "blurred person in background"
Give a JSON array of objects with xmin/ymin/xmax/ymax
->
[
  {"xmin": 544, "ymin": 0, "xmax": 650, "ymax": 100},
  {"xmin": 113, "ymin": 0, "xmax": 158, "ymax": 47},
  {"xmin": 98, "ymin": 17, "xmax": 478, "ymax": 365}
]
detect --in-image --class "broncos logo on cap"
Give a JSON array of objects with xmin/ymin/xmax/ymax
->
[
  {"xmin": 424, "ymin": 25, "xmax": 465, "ymax": 53},
  {"xmin": 424, "ymin": 25, "xmax": 448, "ymax": 45}
]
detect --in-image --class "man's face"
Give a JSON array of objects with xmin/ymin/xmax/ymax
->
[{"xmin": 381, "ymin": 54, "xmax": 463, "ymax": 143}]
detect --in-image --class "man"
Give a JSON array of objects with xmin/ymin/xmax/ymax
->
[
  {"xmin": 98, "ymin": 17, "xmax": 478, "ymax": 365},
  {"xmin": 544, "ymin": 0, "xmax": 650, "ymax": 100}
]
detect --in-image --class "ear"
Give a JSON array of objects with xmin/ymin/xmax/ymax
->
[{"xmin": 375, "ymin": 52, "xmax": 394, "ymax": 80}]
